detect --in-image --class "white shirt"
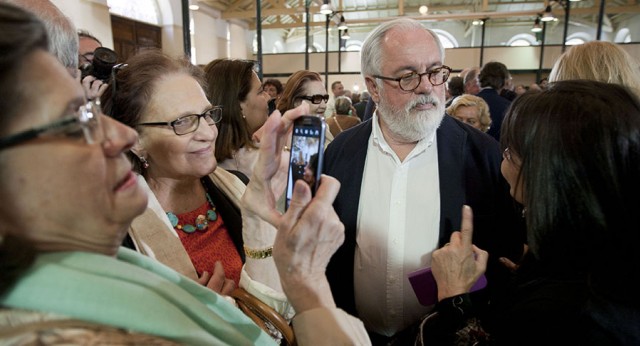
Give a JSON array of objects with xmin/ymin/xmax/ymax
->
[{"xmin": 354, "ymin": 112, "xmax": 441, "ymax": 336}]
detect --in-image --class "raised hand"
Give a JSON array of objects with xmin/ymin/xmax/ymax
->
[
  {"xmin": 431, "ymin": 205, "xmax": 489, "ymax": 301},
  {"xmin": 273, "ymin": 177, "xmax": 344, "ymax": 313}
]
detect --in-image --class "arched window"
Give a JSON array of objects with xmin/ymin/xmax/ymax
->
[
  {"xmin": 507, "ymin": 34, "xmax": 537, "ymax": 46},
  {"xmin": 566, "ymin": 32, "xmax": 591, "ymax": 46},
  {"xmin": 345, "ymin": 40, "xmax": 362, "ymax": 52},
  {"xmin": 296, "ymin": 42, "xmax": 324, "ymax": 53},
  {"xmin": 107, "ymin": 0, "xmax": 161, "ymax": 25},
  {"xmin": 615, "ymin": 28, "xmax": 631, "ymax": 43},
  {"xmin": 432, "ymin": 29, "xmax": 458, "ymax": 48}
]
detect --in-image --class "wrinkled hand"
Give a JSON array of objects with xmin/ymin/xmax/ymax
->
[
  {"xmin": 242, "ymin": 102, "xmax": 310, "ymax": 224},
  {"xmin": 431, "ymin": 205, "xmax": 488, "ymax": 301},
  {"xmin": 273, "ymin": 177, "xmax": 344, "ymax": 313},
  {"xmin": 81, "ymin": 75, "xmax": 108, "ymax": 101},
  {"xmin": 197, "ymin": 261, "xmax": 236, "ymax": 296}
]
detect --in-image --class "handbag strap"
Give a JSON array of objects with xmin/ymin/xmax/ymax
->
[{"xmin": 230, "ymin": 288, "xmax": 296, "ymax": 346}]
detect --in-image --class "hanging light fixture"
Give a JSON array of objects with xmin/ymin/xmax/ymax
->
[
  {"xmin": 472, "ymin": 19, "xmax": 483, "ymax": 26},
  {"xmin": 337, "ymin": 15, "xmax": 348, "ymax": 30},
  {"xmin": 341, "ymin": 29, "xmax": 350, "ymax": 40},
  {"xmin": 531, "ymin": 17, "xmax": 543, "ymax": 32},
  {"xmin": 419, "ymin": 5, "xmax": 429, "ymax": 15},
  {"xmin": 541, "ymin": 5, "xmax": 555, "ymax": 22},
  {"xmin": 319, "ymin": 0, "xmax": 333, "ymax": 15}
]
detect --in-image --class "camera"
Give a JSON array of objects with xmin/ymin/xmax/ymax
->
[{"xmin": 79, "ymin": 47, "xmax": 118, "ymax": 81}]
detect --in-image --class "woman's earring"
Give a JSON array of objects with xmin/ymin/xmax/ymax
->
[{"xmin": 139, "ymin": 156, "xmax": 150, "ymax": 169}]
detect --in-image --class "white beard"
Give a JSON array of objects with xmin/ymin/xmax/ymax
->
[{"xmin": 377, "ymin": 93, "xmax": 445, "ymax": 142}]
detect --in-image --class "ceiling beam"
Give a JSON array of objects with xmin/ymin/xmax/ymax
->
[{"xmin": 246, "ymin": 5, "xmax": 640, "ymax": 30}]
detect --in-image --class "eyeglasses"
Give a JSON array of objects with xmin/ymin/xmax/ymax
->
[
  {"xmin": 136, "ymin": 107, "xmax": 223, "ymax": 136},
  {"xmin": 373, "ymin": 65, "xmax": 452, "ymax": 92},
  {"xmin": 299, "ymin": 94, "xmax": 330, "ymax": 104},
  {"xmin": 0, "ymin": 100, "xmax": 104, "ymax": 150}
]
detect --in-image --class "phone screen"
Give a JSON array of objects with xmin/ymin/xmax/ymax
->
[{"xmin": 285, "ymin": 116, "xmax": 326, "ymax": 210}]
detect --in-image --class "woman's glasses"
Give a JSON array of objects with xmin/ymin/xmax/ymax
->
[
  {"xmin": 0, "ymin": 100, "xmax": 104, "ymax": 150},
  {"xmin": 136, "ymin": 107, "xmax": 223, "ymax": 136},
  {"xmin": 299, "ymin": 94, "xmax": 330, "ymax": 104}
]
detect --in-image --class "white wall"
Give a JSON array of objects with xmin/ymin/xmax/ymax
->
[{"xmin": 51, "ymin": 0, "xmax": 113, "ymax": 49}]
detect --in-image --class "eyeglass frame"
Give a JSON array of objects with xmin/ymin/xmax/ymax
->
[
  {"xmin": 0, "ymin": 100, "xmax": 104, "ymax": 150},
  {"xmin": 136, "ymin": 106, "xmax": 224, "ymax": 136},
  {"xmin": 298, "ymin": 94, "xmax": 330, "ymax": 104},
  {"xmin": 372, "ymin": 65, "xmax": 452, "ymax": 92}
]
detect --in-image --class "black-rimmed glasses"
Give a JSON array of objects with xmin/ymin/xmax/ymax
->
[
  {"xmin": 299, "ymin": 94, "xmax": 330, "ymax": 104},
  {"xmin": 373, "ymin": 65, "xmax": 452, "ymax": 92},
  {"xmin": 0, "ymin": 100, "xmax": 104, "ymax": 150},
  {"xmin": 136, "ymin": 107, "xmax": 223, "ymax": 135}
]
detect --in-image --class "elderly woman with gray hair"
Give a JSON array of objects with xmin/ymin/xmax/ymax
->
[{"xmin": 327, "ymin": 95, "xmax": 361, "ymax": 137}]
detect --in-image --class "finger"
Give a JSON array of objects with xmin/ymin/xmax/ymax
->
[
  {"xmin": 459, "ymin": 205, "xmax": 474, "ymax": 246},
  {"xmin": 284, "ymin": 180, "xmax": 313, "ymax": 221},
  {"xmin": 197, "ymin": 271, "xmax": 211, "ymax": 285},
  {"xmin": 499, "ymin": 256, "xmax": 518, "ymax": 272},
  {"xmin": 472, "ymin": 245, "xmax": 489, "ymax": 268},
  {"xmin": 220, "ymin": 278, "xmax": 236, "ymax": 296},
  {"xmin": 82, "ymin": 75, "xmax": 96, "ymax": 87},
  {"xmin": 96, "ymin": 81, "xmax": 109, "ymax": 98},
  {"xmin": 280, "ymin": 102, "xmax": 310, "ymax": 130},
  {"xmin": 311, "ymin": 175, "xmax": 341, "ymax": 205}
]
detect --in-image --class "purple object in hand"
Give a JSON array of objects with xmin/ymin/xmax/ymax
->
[{"xmin": 408, "ymin": 267, "xmax": 488, "ymax": 306}]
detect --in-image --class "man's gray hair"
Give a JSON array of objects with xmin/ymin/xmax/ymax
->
[
  {"xmin": 361, "ymin": 18, "xmax": 445, "ymax": 79},
  {"xmin": 5, "ymin": 0, "xmax": 79, "ymax": 76}
]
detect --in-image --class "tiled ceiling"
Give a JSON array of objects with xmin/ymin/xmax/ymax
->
[{"xmin": 197, "ymin": 0, "xmax": 639, "ymax": 39}]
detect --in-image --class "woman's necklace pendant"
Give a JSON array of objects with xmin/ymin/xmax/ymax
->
[{"xmin": 166, "ymin": 192, "xmax": 217, "ymax": 234}]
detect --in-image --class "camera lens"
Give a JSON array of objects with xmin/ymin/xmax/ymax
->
[{"xmin": 90, "ymin": 47, "xmax": 118, "ymax": 81}]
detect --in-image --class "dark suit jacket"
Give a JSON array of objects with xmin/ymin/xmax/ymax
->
[
  {"xmin": 353, "ymin": 100, "xmax": 368, "ymax": 121},
  {"xmin": 477, "ymin": 88, "xmax": 512, "ymax": 142},
  {"xmin": 323, "ymin": 115, "xmax": 525, "ymax": 318}
]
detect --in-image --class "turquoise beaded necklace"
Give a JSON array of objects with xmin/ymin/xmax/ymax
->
[{"xmin": 166, "ymin": 192, "xmax": 217, "ymax": 233}]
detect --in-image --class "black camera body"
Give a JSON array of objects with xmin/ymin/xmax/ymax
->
[{"xmin": 79, "ymin": 47, "xmax": 118, "ymax": 81}]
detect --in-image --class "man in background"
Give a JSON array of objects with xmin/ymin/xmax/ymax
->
[
  {"xmin": 78, "ymin": 29, "xmax": 102, "ymax": 66},
  {"xmin": 476, "ymin": 61, "xmax": 512, "ymax": 141},
  {"xmin": 353, "ymin": 90, "xmax": 370, "ymax": 120},
  {"xmin": 324, "ymin": 80, "xmax": 346, "ymax": 118},
  {"xmin": 461, "ymin": 66, "xmax": 481, "ymax": 95},
  {"xmin": 6, "ymin": 0, "xmax": 78, "ymax": 77},
  {"xmin": 263, "ymin": 78, "xmax": 283, "ymax": 115}
]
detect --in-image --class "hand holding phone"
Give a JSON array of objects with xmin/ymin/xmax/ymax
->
[{"xmin": 285, "ymin": 116, "xmax": 326, "ymax": 210}]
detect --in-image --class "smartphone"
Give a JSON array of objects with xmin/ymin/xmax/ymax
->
[
  {"xmin": 408, "ymin": 267, "xmax": 487, "ymax": 306},
  {"xmin": 285, "ymin": 116, "xmax": 326, "ymax": 210}
]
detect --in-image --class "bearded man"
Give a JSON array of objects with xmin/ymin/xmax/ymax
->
[{"xmin": 323, "ymin": 18, "xmax": 525, "ymax": 345}]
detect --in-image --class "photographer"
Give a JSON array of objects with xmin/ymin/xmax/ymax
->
[{"xmin": 77, "ymin": 29, "xmax": 112, "ymax": 100}]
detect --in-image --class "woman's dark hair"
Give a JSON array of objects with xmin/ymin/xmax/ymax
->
[
  {"xmin": 203, "ymin": 59, "xmax": 258, "ymax": 162},
  {"xmin": 276, "ymin": 70, "xmax": 323, "ymax": 114},
  {"xmin": 101, "ymin": 49, "xmax": 204, "ymax": 173},
  {"xmin": 0, "ymin": 2, "xmax": 47, "ymax": 295},
  {"xmin": 500, "ymin": 80, "xmax": 640, "ymax": 285},
  {"xmin": 0, "ymin": 2, "xmax": 48, "ymax": 135}
]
